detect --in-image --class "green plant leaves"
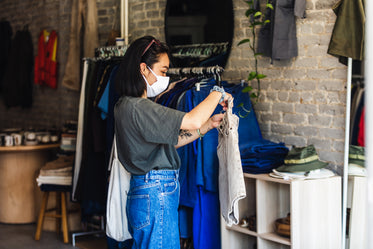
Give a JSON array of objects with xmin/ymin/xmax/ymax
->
[
  {"xmin": 248, "ymin": 71, "xmax": 257, "ymax": 81},
  {"xmin": 266, "ymin": 3, "xmax": 274, "ymax": 9},
  {"xmin": 245, "ymin": 9, "xmax": 257, "ymax": 17},
  {"xmin": 247, "ymin": 72, "xmax": 267, "ymax": 81},
  {"xmin": 237, "ymin": 39, "xmax": 251, "ymax": 46},
  {"xmin": 256, "ymin": 74, "xmax": 266, "ymax": 79},
  {"xmin": 250, "ymin": 21, "xmax": 263, "ymax": 27},
  {"xmin": 254, "ymin": 11, "xmax": 262, "ymax": 18},
  {"xmin": 239, "ymin": 0, "xmax": 273, "ymax": 104},
  {"xmin": 242, "ymin": 85, "xmax": 253, "ymax": 93},
  {"xmin": 250, "ymin": 92, "xmax": 258, "ymax": 99}
]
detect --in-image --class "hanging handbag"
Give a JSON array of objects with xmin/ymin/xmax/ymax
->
[{"xmin": 106, "ymin": 135, "xmax": 132, "ymax": 241}]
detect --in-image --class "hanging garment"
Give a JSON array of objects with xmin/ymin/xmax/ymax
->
[
  {"xmin": 72, "ymin": 59, "xmax": 90, "ymax": 201},
  {"xmin": 177, "ymin": 89, "xmax": 198, "ymax": 208},
  {"xmin": 193, "ymin": 187, "xmax": 221, "ymax": 249},
  {"xmin": 2, "ymin": 26, "xmax": 33, "ymax": 108},
  {"xmin": 350, "ymin": 85, "xmax": 363, "ymax": 138},
  {"xmin": 257, "ymin": 0, "xmax": 306, "ymax": 61},
  {"xmin": 192, "ymin": 81, "xmax": 263, "ymax": 192},
  {"xmin": 351, "ymin": 92, "xmax": 365, "ymax": 145},
  {"xmin": 217, "ymin": 98, "xmax": 246, "ymax": 226},
  {"xmin": 163, "ymin": 80, "xmax": 263, "ymax": 248},
  {"xmin": 34, "ymin": 30, "xmax": 58, "ymax": 88},
  {"xmin": 0, "ymin": 20, "xmax": 12, "ymax": 94},
  {"xmin": 62, "ymin": 0, "xmax": 99, "ymax": 91},
  {"xmin": 76, "ymin": 59, "xmax": 109, "ymax": 214},
  {"xmin": 358, "ymin": 106, "xmax": 365, "ymax": 146},
  {"xmin": 327, "ymin": 0, "xmax": 365, "ymax": 62},
  {"xmin": 72, "ymin": 58, "xmax": 121, "ymax": 209}
]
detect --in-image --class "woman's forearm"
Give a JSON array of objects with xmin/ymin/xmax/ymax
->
[
  {"xmin": 175, "ymin": 113, "xmax": 224, "ymax": 149},
  {"xmin": 180, "ymin": 91, "xmax": 222, "ymax": 130},
  {"xmin": 175, "ymin": 119, "xmax": 213, "ymax": 148}
]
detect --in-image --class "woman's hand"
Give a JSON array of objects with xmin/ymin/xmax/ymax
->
[
  {"xmin": 209, "ymin": 113, "xmax": 225, "ymax": 129},
  {"xmin": 220, "ymin": 92, "xmax": 232, "ymax": 111},
  {"xmin": 198, "ymin": 113, "xmax": 224, "ymax": 135}
]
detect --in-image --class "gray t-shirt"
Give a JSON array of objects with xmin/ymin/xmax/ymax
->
[{"xmin": 114, "ymin": 96, "xmax": 186, "ymax": 175}]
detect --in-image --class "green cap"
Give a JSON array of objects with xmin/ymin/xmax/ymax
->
[
  {"xmin": 349, "ymin": 145, "xmax": 365, "ymax": 167},
  {"xmin": 276, "ymin": 145, "xmax": 328, "ymax": 172}
]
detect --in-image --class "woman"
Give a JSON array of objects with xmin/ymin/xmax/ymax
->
[{"xmin": 114, "ymin": 36, "xmax": 231, "ymax": 249}]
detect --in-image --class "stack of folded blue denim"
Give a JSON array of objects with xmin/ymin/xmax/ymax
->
[{"xmin": 240, "ymin": 139, "xmax": 289, "ymax": 174}]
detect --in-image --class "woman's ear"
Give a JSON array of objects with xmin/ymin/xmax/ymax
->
[{"xmin": 139, "ymin": 62, "xmax": 147, "ymax": 75}]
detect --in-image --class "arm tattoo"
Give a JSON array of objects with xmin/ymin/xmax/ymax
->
[{"xmin": 179, "ymin": 129, "xmax": 193, "ymax": 139}]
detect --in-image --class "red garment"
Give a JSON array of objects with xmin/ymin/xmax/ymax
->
[
  {"xmin": 34, "ymin": 30, "xmax": 58, "ymax": 88},
  {"xmin": 357, "ymin": 106, "xmax": 365, "ymax": 146}
]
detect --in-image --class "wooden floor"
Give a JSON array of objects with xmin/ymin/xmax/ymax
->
[{"xmin": 0, "ymin": 223, "xmax": 107, "ymax": 249}]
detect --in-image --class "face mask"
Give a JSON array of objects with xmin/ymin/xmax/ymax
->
[{"xmin": 143, "ymin": 66, "xmax": 170, "ymax": 97}]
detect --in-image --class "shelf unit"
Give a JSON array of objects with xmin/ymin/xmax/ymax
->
[
  {"xmin": 221, "ymin": 173, "xmax": 341, "ymax": 249},
  {"xmin": 346, "ymin": 175, "xmax": 367, "ymax": 249}
]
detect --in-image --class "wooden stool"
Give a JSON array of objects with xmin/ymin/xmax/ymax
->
[{"xmin": 35, "ymin": 184, "xmax": 71, "ymax": 243}]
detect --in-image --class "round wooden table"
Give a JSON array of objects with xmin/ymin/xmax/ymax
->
[{"xmin": 0, "ymin": 144, "xmax": 60, "ymax": 224}]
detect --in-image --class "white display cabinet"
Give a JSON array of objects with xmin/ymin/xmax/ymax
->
[
  {"xmin": 346, "ymin": 175, "xmax": 367, "ymax": 249},
  {"xmin": 221, "ymin": 173, "xmax": 341, "ymax": 249}
]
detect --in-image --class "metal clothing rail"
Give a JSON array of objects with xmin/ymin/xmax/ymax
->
[
  {"xmin": 167, "ymin": 65, "xmax": 224, "ymax": 87},
  {"xmin": 171, "ymin": 42, "xmax": 228, "ymax": 48},
  {"xmin": 94, "ymin": 45, "xmax": 128, "ymax": 58},
  {"xmin": 170, "ymin": 42, "xmax": 229, "ymax": 59},
  {"xmin": 167, "ymin": 65, "xmax": 224, "ymax": 75},
  {"xmin": 342, "ymin": 57, "xmax": 352, "ymax": 249},
  {"xmin": 71, "ymin": 215, "xmax": 105, "ymax": 246}
]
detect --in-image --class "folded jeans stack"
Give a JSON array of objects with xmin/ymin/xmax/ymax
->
[{"xmin": 239, "ymin": 139, "xmax": 289, "ymax": 174}]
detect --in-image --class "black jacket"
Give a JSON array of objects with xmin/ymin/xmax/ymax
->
[{"xmin": 2, "ymin": 25, "xmax": 34, "ymax": 108}]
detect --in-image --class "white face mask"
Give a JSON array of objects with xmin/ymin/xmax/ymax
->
[{"xmin": 142, "ymin": 66, "xmax": 170, "ymax": 97}]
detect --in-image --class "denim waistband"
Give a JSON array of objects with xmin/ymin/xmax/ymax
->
[{"xmin": 132, "ymin": 169, "xmax": 179, "ymax": 181}]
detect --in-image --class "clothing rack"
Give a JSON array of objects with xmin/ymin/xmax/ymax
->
[
  {"xmin": 167, "ymin": 65, "xmax": 224, "ymax": 87},
  {"xmin": 94, "ymin": 45, "xmax": 127, "ymax": 59},
  {"xmin": 352, "ymin": 75, "xmax": 365, "ymax": 88},
  {"xmin": 170, "ymin": 42, "xmax": 229, "ymax": 59}
]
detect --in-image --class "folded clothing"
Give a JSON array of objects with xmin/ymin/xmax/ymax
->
[
  {"xmin": 36, "ymin": 175, "xmax": 72, "ymax": 186},
  {"xmin": 41, "ymin": 155, "xmax": 74, "ymax": 170},
  {"xmin": 348, "ymin": 163, "xmax": 367, "ymax": 176},
  {"xmin": 239, "ymin": 139, "xmax": 289, "ymax": 174},
  {"xmin": 37, "ymin": 155, "xmax": 74, "ymax": 185},
  {"xmin": 242, "ymin": 161, "xmax": 284, "ymax": 174},
  {"xmin": 270, "ymin": 168, "xmax": 335, "ymax": 180},
  {"xmin": 40, "ymin": 166, "xmax": 73, "ymax": 176},
  {"xmin": 240, "ymin": 139, "xmax": 289, "ymax": 156}
]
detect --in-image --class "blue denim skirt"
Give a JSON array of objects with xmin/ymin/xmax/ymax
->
[{"xmin": 127, "ymin": 170, "xmax": 180, "ymax": 249}]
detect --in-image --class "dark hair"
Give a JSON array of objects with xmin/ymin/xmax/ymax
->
[{"xmin": 115, "ymin": 36, "xmax": 170, "ymax": 97}]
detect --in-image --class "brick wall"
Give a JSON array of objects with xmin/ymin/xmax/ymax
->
[
  {"xmin": 0, "ymin": 0, "xmax": 347, "ymax": 167},
  {"xmin": 226, "ymin": 0, "xmax": 347, "ymax": 167},
  {"xmin": 0, "ymin": 0, "xmax": 76, "ymax": 130},
  {"xmin": 127, "ymin": 0, "xmax": 347, "ymax": 168},
  {"xmin": 0, "ymin": 0, "xmax": 119, "ymax": 130},
  {"xmin": 128, "ymin": 0, "xmax": 166, "ymax": 41}
]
